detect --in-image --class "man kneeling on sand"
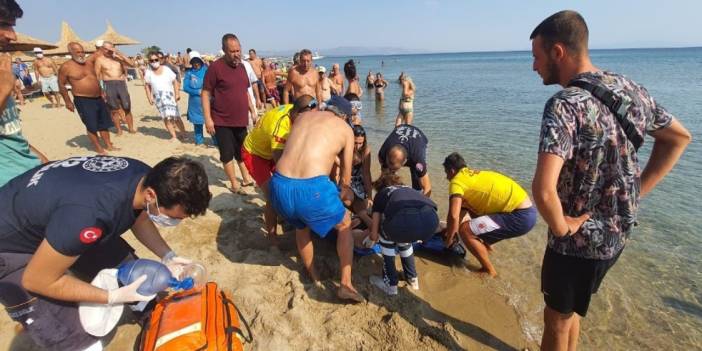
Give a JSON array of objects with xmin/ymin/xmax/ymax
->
[
  {"xmin": 241, "ymin": 95, "xmax": 316, "ymax": 244},
  {"xmin": 0, "ymin": 156, "xmax": 211, "ymax": 350},
  {"xmin": 442, "ymin": 152, "xmax": 537, "ymax": 277},
  {"xmin": 268, "ymin": 97, "xmax": 364, "ymax": 302}
]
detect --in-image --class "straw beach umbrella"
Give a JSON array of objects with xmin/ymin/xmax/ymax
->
[
  {"xmin": 92, "ymin": 21, "xmax": 140, "ymax": 46},
  {"xmin": 43, "ymin": 21, "xmax": 96, "ymax": 56},
  {"xmin": 2, "ymin": 32, "xmax": 57, "ymax": 52}
]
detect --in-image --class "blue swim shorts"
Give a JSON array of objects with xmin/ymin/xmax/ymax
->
[
  {"xmin": 269, "ymin": 172, "xmax": 345, "ymax": 237},
  {"xmin": 465, "ymin": 206, "xmax": 537, "ymax": 245}
]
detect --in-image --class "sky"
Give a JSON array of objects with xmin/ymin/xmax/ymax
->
[{"xmin": 14, "ymin": 0, "xmax": 702, "ymax": 56}]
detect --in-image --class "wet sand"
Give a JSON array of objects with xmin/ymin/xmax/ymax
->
[{"xmin": 0, "ymin": 81, "xmax": 537, "ymax": 350}]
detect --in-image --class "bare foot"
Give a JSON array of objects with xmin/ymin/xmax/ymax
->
[
  {"xmin": 477, "ymin": 267, "xmax": 497, "ymax": 278},
  {"xmin": 97, "ymin": 150, "xmax": 108, "ymax": 156},
  {"xmin": 128, "ymin": 129, "xmax": 137, "ymax": 134},
  {"xmin": 337, "ymin": 285, "xmax": 365, "ymax": 303},
  {"xmin": 229, "ymin": 186, "xmax": 248, "ymax": 195},
  {"xmin": 106, "ymin": 146, "xmax": 121, "ymax": 151}
]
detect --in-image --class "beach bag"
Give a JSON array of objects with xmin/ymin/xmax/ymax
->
[{"xmin": 138, "ymin": 282, "xmax": 252, "ymax": 351}]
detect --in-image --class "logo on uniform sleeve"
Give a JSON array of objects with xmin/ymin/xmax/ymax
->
[
  {"xmin": 82, "ymin": 157, "xmax": 129, "ymax": 172},
  {"xmin": 415, "ymin": 163, "xmax": 424, "ymax": 173},
  {"xmin": 79, "ymin": 227, "xmax": 103, "ymax": 244}
]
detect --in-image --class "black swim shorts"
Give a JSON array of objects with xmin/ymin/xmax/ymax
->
[
  {"xmin": 214, "ymin": 126, "xmax": 248, "ymax": 163},
  {"xmin": 541, "ymin": 247, "xmax": 622, "ymax": 317},
  {"xmin": 104, "ymin": 80, "xmax": 131, "ymax": 111},
  {"xmin": 73, "ymin": 96, "xmax": 114, "ymax": 133}
]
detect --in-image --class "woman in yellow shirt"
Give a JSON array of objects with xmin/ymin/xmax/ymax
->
[{"xmin": 442, "ymin": 152, "xmax": 537, "ymax": 277}]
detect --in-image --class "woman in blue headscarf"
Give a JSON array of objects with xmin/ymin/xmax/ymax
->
[{"xmin": 182, "ymin": 51, "xmax": 208, "ymax": 145}]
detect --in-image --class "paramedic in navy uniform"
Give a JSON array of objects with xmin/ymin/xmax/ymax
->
[{"xmin": 0, "ymin": 156, "xmax": 212, "ymax": 350}]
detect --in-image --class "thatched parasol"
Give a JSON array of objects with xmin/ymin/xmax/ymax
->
[
  {"xmin": 9, "ymin": 51, "xmax": 34, "ymax": 62},
  {"xmin": 2, "ymin": 32, "xmax": 57, "ymax": 52},
  {"xmin": 93, "ymin": 21, "xmax": 140, "ymax": 46},
  {"xmin": 43, "ymin": 21, "xmax": 96, "ymax": 56}
]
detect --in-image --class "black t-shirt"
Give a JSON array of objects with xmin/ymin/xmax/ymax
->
[
  {"xmin": 0, "ymin": 156, "xmax": 150, "ymax": 256},
  {"xmin": 372, "ymin": 185, "xmax": 437, "ymax": 219},
  {"xmin": 378, "ymin": 124, "xmax": 428, "ymax": 178}
]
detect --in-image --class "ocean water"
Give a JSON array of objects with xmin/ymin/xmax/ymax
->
[{"xmin": 316, "ymin": 48, "xmax": 702, "ymax": 350}]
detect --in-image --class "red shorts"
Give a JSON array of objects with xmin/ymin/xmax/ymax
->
[{"xmin": 241, "ymin": 147, "xmax": 275, "ymax": 186}]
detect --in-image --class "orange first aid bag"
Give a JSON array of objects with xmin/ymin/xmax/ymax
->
[{"xmin": 138, "ymin": 282, "xmax": 252, "ymax": 351}]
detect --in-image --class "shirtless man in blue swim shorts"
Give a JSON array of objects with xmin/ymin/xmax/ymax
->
[{"xmin": 269, "ymin": 99, "xmax": 364, "ymax": 303}]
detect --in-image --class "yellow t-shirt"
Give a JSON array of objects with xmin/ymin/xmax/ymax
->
[
  {"xmin": 243, "ymin": 104, "xmax": 293, "ymax": 160},
  {"xmin": 449, "ymin": 168, "xmax": 528, "ymax": 216}
]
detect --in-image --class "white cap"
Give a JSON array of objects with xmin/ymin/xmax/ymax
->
[
  {"xmin": 79, "ymin": 269, "xmax": 124, "ymax": 337},
  {"xmin": 95, "ymin": 39, "xmax": 104, "ymax": 48},
  {"xmin": 32, "ymin": 47, "xmax": 42, "ymax": 53},
  {"xmin": 317, "ymin": 66, "xmax": 326, "ymax": 73}
]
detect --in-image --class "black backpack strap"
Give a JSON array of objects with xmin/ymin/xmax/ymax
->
[
  {"xmin": 221, "ymin": 293, "xmax": 253, "ymax": 344},
  {"xmin": 568, "ymin": 79, "xmax": 644, "ymax": 151}
]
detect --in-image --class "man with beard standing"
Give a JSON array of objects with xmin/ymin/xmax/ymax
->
[
  {"xmin": 59, "ymin": 42, "xmax": 118, "ymax": 155},
  {"xmin": 530, "ymin": 10, "xmax": 691, "ymax": 351},
  {"xmin": 202, "ymin": 33, "xmax": 256, "ymax": 194}
]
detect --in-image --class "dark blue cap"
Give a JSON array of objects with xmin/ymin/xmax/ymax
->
[{"xmin": 326, "ymin": 95, "xmax": 353, "ymax": 118}]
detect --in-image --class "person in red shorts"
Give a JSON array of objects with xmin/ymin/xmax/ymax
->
[{"xmin": 241, "ymin": 95, "xmax": 316, "ymax": 244}]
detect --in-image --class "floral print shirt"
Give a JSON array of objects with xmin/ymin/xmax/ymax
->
[{"xmin": 538, "ymin": 71, "xmax": 673, "ymax": 259}]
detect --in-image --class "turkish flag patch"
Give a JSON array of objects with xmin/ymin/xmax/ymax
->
[{"xmin": 79, "ymin": 227, "xmax": 103, "ymax": 244}]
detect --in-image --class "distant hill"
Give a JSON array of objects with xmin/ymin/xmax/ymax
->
[{"xmin": 258, "ymin": 46, "xmax": 427, "ymax": 58}]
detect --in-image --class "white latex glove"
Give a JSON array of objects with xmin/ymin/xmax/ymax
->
[
  {"xmin": 362, "ymin": 236, "xmax": 376, "ymax": 249},
  {"xmin": 107, "ymin": 275, "xmax": 156, "ymax": 304}
]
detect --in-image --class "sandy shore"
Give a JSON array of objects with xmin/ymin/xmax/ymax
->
[{"xmin": 1, "ymin": 81, "xmax": 537, "ymax": 351}]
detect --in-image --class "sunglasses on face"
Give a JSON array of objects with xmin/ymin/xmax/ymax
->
[{"xmin": 149, "ymin": 59, "xmax": 159, "ymax": 63}]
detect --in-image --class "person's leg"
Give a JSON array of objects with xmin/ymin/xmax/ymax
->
[
  {"xmin": 541, "ymin": 306, "xmax": 577, "ymax": 351},
  {"xmin": 174, "ymin": 118, "xmax": 186, "ymax": 134},
  {"xmin": 123, "ymin": 109, "xmax": 135, "ymax": 133},
  {"xmin": 295, "ymin": 227, "xmax": 319, "ymax": 282},
  {"xmin": 568, "ymin": 314, "xmax": 581, "ymax": 351},
  {"xmin": 98, "ymin": 130, "xmax": 116, "ymax": 151},
  {"xmin": 164, "ymin": 119, "xmax": 178, "ymax": 140},
  {"xmin": 232, "ymin": 127, "xmax": 253, "ymax": 185},
  {"xmin": 406, "ymin": 111, "xmax": 414, "ymax": 125},
  {"xmin": 397, "ymin": 243, "xmax": 417, "ymax": 280},
  {"xmin": 44, "ymin": 92, "xmax": 56, "ymax": 106},
  {"xmin": 260, "ymin": 180, "xmax": 278, "ymax": 244},
  {"xmin": 395, "ymin": 112, "xmax": 403, "ymax": 127},
  {"xmin": 459, "ymin": 221, "xmax": 497, "ymax": 276},
  {"xmin": 53, "ymin": 92, "xmax": 62, "ymax": 107},
  {"xmin": 87, "ymin": 131, "xmax": 107, "ymax": 155},
  {"xmin": 223, "ymin": 161, "xmax": 241, "ymax": 190},
  {"xmin": 110, "ymin": 110, "xmax": 123, "ymax": 135},
  {"xmin": 335, "ymin": 212, "xmax": 363, "ymax": 301},
  {"xmin": 193, "ymin": 124, "xmax": 204, "ymax": 145}
]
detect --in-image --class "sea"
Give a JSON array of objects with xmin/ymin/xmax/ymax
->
[{"xmin": 315, "ymin": 47, "xmax": 701, "ymax": 350}]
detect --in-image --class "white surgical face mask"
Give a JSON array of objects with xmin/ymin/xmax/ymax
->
[
  {"xmin": 150, "ymin": 62, "xmax": 160, "ymax": 70},
  {"xmin": 36, "ymin": 54, "xmax": 43, "ymax": 58},
  {"xmin": 146, "ymin": 197, "xmax": 181, "ymax": 227}
]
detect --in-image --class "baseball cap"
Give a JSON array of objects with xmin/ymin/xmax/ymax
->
[
  {"xmin": 326, "ymin": 95, "xmax": 353, "ymax": 118},
  {"xmin": 95, "ymin": 40, "xmax": 104, "ymax": 48},
  {"xmin": 317, "ymin": 66, "xmax": 326, "ymax": 73},
  {"xmin": 32, "ymin": 47, "xmax": 42, "ymax": 53}
]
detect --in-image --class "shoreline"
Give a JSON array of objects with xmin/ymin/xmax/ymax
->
[{"xmin": 1, "ymin": 81, "xmax": 538, "ymax": 350}]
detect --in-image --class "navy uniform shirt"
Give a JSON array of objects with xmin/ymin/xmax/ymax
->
[
  {"xmin": 372, "ymin": 185, "xmax": 437, "ymax": 219},
  {"xmin": 0, "ymin": 156, "xmax": 150, "ymax": 256},
  {"xmin": 378, "ymin": 124, "xmax": 429, "ymax": 178}
]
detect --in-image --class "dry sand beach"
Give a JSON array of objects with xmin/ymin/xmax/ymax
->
[{"xmin": 0, "ymin": 81, "xmax": 538, "ymax": 351}]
